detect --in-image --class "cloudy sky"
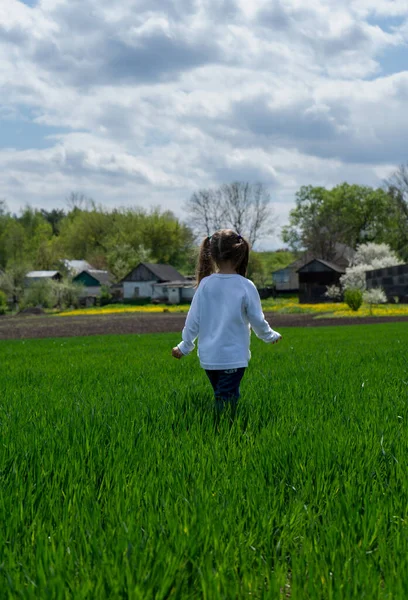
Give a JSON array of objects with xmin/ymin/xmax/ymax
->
[{"xmin": 1, "ymin": 0, "xmax": 408, "ymax": 247}]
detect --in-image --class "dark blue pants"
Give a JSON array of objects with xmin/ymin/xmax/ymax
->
[{"xmin": 205, "ymin": 368, "xmax": 246, "ymax": 412}]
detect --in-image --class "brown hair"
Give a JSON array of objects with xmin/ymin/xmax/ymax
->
[{"xmin": 196, "ymin": 229, "xmax": 250, "ymax": 285}]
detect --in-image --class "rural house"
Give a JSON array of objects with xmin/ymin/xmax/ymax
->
[
  {"xmin": 121, "ymin": 263, "xmax": 195, "ymax": 303},
  {"xmin": 272, "ymin": 257, "xmax": 305, "ymax": 294},
  {"xmin": 297, "ymin": 259, "xmax": 346, "ymax": 303},
  {"xmin": 273, "ymin": 245, "xmax": 353, "ymax": 295},
  {"xmin": 366, "ymin": 264, "xmax": 408, "ymax": 303},
  {"xmin": 73, "ymin": 269, "xmax": 112, "ymax": 299}
]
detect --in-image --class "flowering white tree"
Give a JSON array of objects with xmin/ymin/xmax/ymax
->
[
  {"xmin": 363, "ymin": 288, "xmax": 387, "ymax": 304},
  {"xmin": 351, "ymin": 243, "xmax": 403, "ymax": 269},
  {"xmin": 339, "ymin": 243, "xmax": 403, "ymax": 292},
  {"xmin": 325, "ymin": 284, "xmax": 342, "ymax": 300},
  {"xmin": 363, "ymin": 287, "xmax": 387, "ymax": 314}
]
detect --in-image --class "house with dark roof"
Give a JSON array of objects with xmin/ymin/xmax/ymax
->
[
  {"xmin": 121, "ymin": 263, "xmax": 194, "ymax": 303},
  {"xmin": 272, "ymin": 245, "xmax": 354, "ymax": 295},
  {"xmin": 73, "ymin": 270, "xmax": 112, "ymax": 298},
  {"xmin": 297, "ymin": 259, "xmax": 346, "ymax": 303}
]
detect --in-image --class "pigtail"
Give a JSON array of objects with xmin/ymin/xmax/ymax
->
[
  {"xmin": 196, "ymin": 236, "xmax": 214, "ymax": 286},
  {"xmin": 236, "ymin": 237, "xmax": 250, "ymax": 277}
]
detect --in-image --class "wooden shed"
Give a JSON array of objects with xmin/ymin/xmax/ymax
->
[
  {"xmin": 297, "ymin": 259, "xmax": 345, "ymax": 304},
  {"xmin": 272, "ymin": 258, "xmax": 304, "ymax": 293}
]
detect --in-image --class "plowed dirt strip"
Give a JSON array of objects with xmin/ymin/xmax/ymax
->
[{"xmin": 1, "ymin": 312, "xmax": 408, "ymax": 340}]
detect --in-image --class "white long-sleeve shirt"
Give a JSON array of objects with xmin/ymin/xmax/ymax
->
[{"xmin": 177, "ymin": 274, "xmax": 281, "ymax": 370}]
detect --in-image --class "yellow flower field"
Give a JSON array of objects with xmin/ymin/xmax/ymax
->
[
  {"xmin": 58, "ymin": 304, "xmax": 191, "ymax": 317},
  {"xmin": 57, "ymin": 299, "xmax": 408, "ymax": 318},
  {"xmin": 262, "ymin": 299, "xmax": 408, "ymax": 317}
]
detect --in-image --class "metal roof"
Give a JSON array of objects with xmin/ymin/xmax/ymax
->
[
  {"xmin": 26, "ymin": 271, "xmax": 60, "ymax": 278},
  {"xmin": 74, "ymin": 269, "xmax": 112, "ymax": 285}
]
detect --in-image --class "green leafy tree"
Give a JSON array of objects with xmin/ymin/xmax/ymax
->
[
  {"xmin": 247, "ymin": 252, "xmax": 267, "ymax": 288},
  {"xmin": 0, "ymin": 200, "xmax": 11, "ymax": 268},
  {"xmin": 0, "ymin": 289, "xmax": 7, "ymax": 315},
  {"xmin": 57, "ymin": 206, "xmax": 112, "ymax": 262},
  {"xmin": 0, "ymin": 262, "xmax": 31, "ymax": 309},
  {"xmin": 3, "ymin": 221, "xmax": 27, "ymax": 264},
  {"xmin": 385, "ymin": 164, "xmax": 408, "ymax": 260},
  {"xmin": 40, "ymin": 208, "xmax": 66, "ymax": 236},
  {"xmin": 139, "ymin": 209, "xmax": 195, "ymax": 268},
  {"xmin": 282, "ymin": 183, "xmax": 404, "ymax": 259},
  {"xmin": 106, "ymin": 243, "xmax": 151, "ymax": 282}
]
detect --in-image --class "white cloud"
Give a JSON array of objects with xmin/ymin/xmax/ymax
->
[{"xmin": 0, "ymin": 0, "xmax": 407, "ymax": 247}]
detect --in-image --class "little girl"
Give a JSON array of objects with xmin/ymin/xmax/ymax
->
[{"xmin": 172, "ymin": 229, "xmax": 282, "ymax": 412}]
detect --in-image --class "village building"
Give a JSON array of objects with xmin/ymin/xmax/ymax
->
[
  {"xmin": 297, "ymin": 259, "xmax": 346, "ymax": 303},
  {"xmin": 73, "ymin": 269, "xmax": 112, "ymax": 298},
  {"xmin": 273, "ymin": 245, "xmax": 354, "ymax": 297},
  {"xmin": 272, "ymin": 257, "xmax": 305, "ymax": 294},
  {"xmin": 121, "ymin": 263, "xmax": 195, "ymax": 304},
  {"xmin": 366, "ymin": 264, "xmax": 408, "ymax": 303}
]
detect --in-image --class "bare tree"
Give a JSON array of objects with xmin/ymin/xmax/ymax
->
[
  {"xmin": 386, "ymin": 163, "xmax": 408, "ymax": 204},
  {"xmin": 0, "ymin": 199, "xmax": 7, "ymax": 216},
  {"xmin": 184, "ymin": 189, "xmax": 227, "ymax": 237},
  {"xmin": 66, "ymin": 191, "xmax": 90, "ymax": 211},
  {"xmin": 184, "ymin": 182, "xmax": 275, "ymax": 247}
]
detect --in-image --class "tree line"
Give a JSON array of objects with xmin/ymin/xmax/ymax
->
[
  {"xmin": 1, "ymin": 164, "xmax": 408, "ymax": 287},
  {"xmin": 0, "ymin": 198, "xmax": 195, "ymax": 282}
]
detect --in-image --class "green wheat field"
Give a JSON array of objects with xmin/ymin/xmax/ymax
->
[{"xmin": 1, "ymin": 323, "xmax": 408, "ymax": 599}]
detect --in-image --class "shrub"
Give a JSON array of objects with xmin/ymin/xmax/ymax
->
[
  {"xmin": 22, "ymin": 280, "xmax": 55, "ymax": 309},
  {"xmin": 100, "ymin": 284, "xmax": 113, "ymax": 306},
  {"xmin": 0, "ymin": 290, "xmax": 7, "ymax": 315},
  {"xmin": 51, "ymin": 280, "xmax": 83, "ymax": 309},
  {"xmin": 344, "ymin": 288, "xmax": 363, "ymax": 311}
]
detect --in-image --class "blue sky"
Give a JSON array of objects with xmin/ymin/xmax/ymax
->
[{"xmin": 1, "ymin": 0, "xmax": 408, "ymax": 247}]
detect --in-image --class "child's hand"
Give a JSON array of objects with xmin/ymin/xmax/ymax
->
[
  {"xmin": 271, "ymin": 332, "xmax": 282, "ymax": 344},
  {"xmin": 172, "ymin": 347, "xmax": 183, "ymax": 359}
]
